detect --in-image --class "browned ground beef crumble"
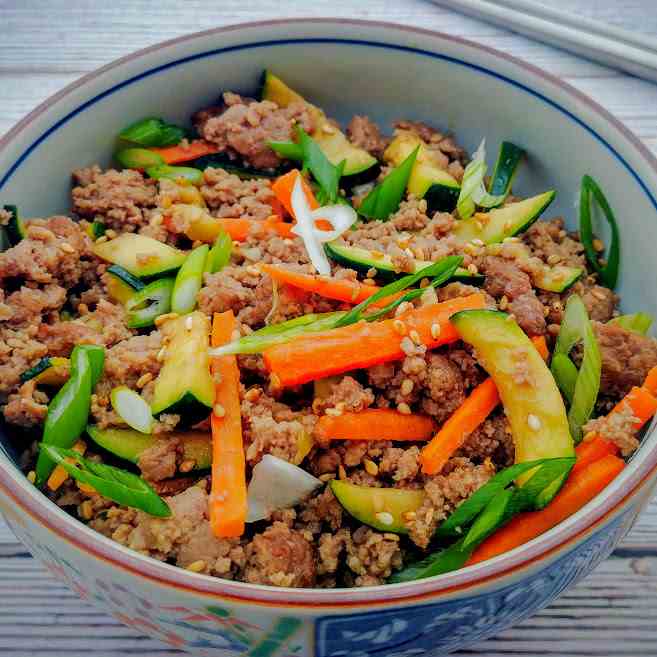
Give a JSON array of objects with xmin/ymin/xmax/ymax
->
[{"xmin": 2, "ymin": 94, "xmax": 656, "ymax": 589}]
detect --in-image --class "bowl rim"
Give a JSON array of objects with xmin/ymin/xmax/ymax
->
[{"xmin": 1, "ymin": 17, "xmax": 657, "ymax": 607}]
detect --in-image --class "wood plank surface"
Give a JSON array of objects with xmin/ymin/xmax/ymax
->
[{"xmin": 0, "ymin": 0, "xmax": 656, "ymax": 655}]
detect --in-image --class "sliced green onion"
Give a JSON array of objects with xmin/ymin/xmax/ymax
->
[
  {"xmin": 608, "ymin": 312, "xmax": 653, "ymax": 335},
  {"xmin": 40, "ymin": 445, "xmax": 170, "ymax": 517},
  {"xmin": 116, "ymin": 148, "xmax": 165, "ymax": 170},
  {"xmin": 82, "ymin": 344, "xmax": 106, "ymax": 389},
  {"xmin": 488, "ymin": 141, "xmax": 525, "ymax": 199},
  {"xmin": 389, "ymin": 538, "xmax": 470, "ymax": 584},
  {"xmin": 119, "ymin": 117, "xmax": 185, "ymax": 147},
  {"xmin": 462, "ymin": 487, "xmax": 514, "ymax": 551},
  {"xmin": 171, "ymin": 244, "xmax": 208, "ymax": 315},
  {"xmin": 110, "ymin": 386, "xmax": 154, "ymax": 434},
  {"xmin": 552, "ymin": 294, "xmax": 602, "ymax": 442},
  {"xmin": 296, "ymin": 126, "xmax": 344, "ymax": 205},
  {"xmin": 359, "ymin": 146, "xmax": 418, "ymax": 221},
  {"xmin": 510, "ymin": 457, "xmax": 575, "ymax": 511},
  {"xmin": 268, "ymin": 140, "xmax": 304, "ymax": 161},
  {"xmin": 204, "ymin": 230, "xmax": 232, "ymax": 274},
  {"xmin": 145, "ymin": 165, "xmax": 203, "ymax": 185},
  {"xmin": 579, "ymin": 175, "xmax": 620, "ymax": 289},
  {"xmin": 125, "ymin": 277, "xmax": 174, "ymax": 329},
  {"xmin": 550, "ymin": 353, "xmax": 578, "ymax": 405},
  {"xmin": 86, "ymin": 221, "xmax": 106, "ymax": 241}
]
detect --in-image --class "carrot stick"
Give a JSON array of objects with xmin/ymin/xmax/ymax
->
[
  {"xmin": 572, "ymin": 437, "xmax": 619, "ymax": 476},
  {"xmin": 315, "ymin": 408, "xmax": 436, "ymax": 443},
  {"xmin": 210, "ymin": 311, "xmax": 247, "ymax": 538},
  {"xmin": 420, "ymin": 379, "xmax": 500, "ymax": 475},
  {"xmin": 263, "ymin": 293, "xmax": 486, "ymax": 387},
  {"xmin": 150, "ymin": 139, "xmax": 220, "ymax": 165},
  {"xmin": 216, "ymin": 216, "xmax": 294, "ymax": 242},
  {"xmin": 47, "ymin": 440, "xmax": 87, "ymax": 492},
  {"xmin": 272, "ymin": 169, "xmax": 318, "ymax": 217},
  {"xmin": 614, "ymin": 386, "xmax": 657, "ymax": 430},
  {"xmin": 467, "ymin": 454, "xmax": 625, "ymax": 565},
  {"xmin": 643, "ymin": 365, "xmax": 657, "ymax": 396},
  {"xmin": 532, "ymin": 335, "xmax": 549, "ymax": 361},
  {"xmin": 260, "ymin": 264, "xmax": 402, "ymax": 308}
]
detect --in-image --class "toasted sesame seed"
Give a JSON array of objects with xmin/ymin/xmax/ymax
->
[
  {"xmin": 246, "ymin": 265, "xmax": 260, "ymax": 277},
  {"xmin": 430, "ymin": 322, "xmax": 441, "ymax": 339},
  {"xmin": 543, "ymin": 306, "xmax": 550, "ymax": 317},
  {"xmin": 322, "ymin": 123, "xmax": 337, "ymax": 134},
  {"xmin": 364, "ymin": 459, "xmax": 379, "ymax": 476},
  {"xmin": 80, "ymin": 500, "xmax": 93, "ymax": 520},
  {"xmin": 60, "ymin": 242, "xmax": 75, "ymax": 254},
  {"xmin": 156, "ymin": 347, "xmax": 167, "ymax": 362},
  {"xmin": 27, "ymin": 471, "xmax": 36, "ymax": 484},
  {"xmin": 418, "ymin": 199, "xmax": 428, "ymax": 213},
  {"xmin": 105, "ymin": 229, "xmax": 118, "ymax": 239},
  {"xmin": 400, "ymin": 378, "xmax": 414, "ymax": 396},
  {"xmin": 244, "ymin": 387, "xmax": 261, "ymax": 402},
  {"xmin": 419, "ymin": 277, "xmax": 430, "ymax": 288},
  {"xmin": 463, "ymin": 243, "xmax": 477, "ymax": 256},
  {"xmin": 338, "ymin": 465, "xmax": 347, "ymax": 480},
  {"xmin": 409, "ymin": 329, "xmax": 421, "ymax": 345},
  {"xmin": 136, "ymin": 372, "xmax": 153, "ymax": 389},
  {"xmin": 393, "ymin": 319, "xmax": 407, "ymax": 335},
  {"xmin": 366, "ymin": 267, "xmax": 378, "ymax": 278},
  {"xmin": 499, "ymin": 295, "xmax": 509, "ymax": 310},
  {"xmin": 402, "ymin": 511, "xmax": 417, "ymax": 521},
  {"xmin": 546, "ymin": 254, "xmax": 562, "ymax": 265},
  {"xmin": 362, "ymin": 278, "xmax": 376, "ymax": 286},
  {"xmin": 213, "ymin": 404, "xmax": 226, "ymax": 418},
  {"xmin": 593, "ymin": 238, "xmax": 605, "ymax": 252},
  {"xmin": 375, "ymin": 511, "xmax": 394, "ymax": 526},
  {"xmin": 400, "ymin": 336, "xmax": 416, "ymax": 355},
  {"xmin": 467, "ymin": 263, "xmax": 479, "ymax": 275},
  {"xmin": 527, "ymin": 414, "xmax": 542, "ymax": 431},
  {"xmin": 179, "ymin": 459, "xmax": 196, "ymax": 473},
  {"xmin": 558, "ymin": 229, "xmax": 567, "ymax": 239},
  {"xmin": 598, "ymin": 257, "xmax": 608, "ymax": 267},
  {"xmin": 186, "ymin": 560, "xmax": 206, "ymax": 573},
  {"xmin": 283, "ymin": 238, "xmax": 294, "ymax": 246},
  {"xmin": 371, "ymin": 250, "xmax": 385, "ymax": 260},
  {"xmin": 185, "ymin": 315, "xmax": 194, "ymax": 331},
  {"xmin": 397, "ymin": 402, "xmax": 412, "ymax": 415},
  {"xmin": 325, "ymin": 407, "xmax": 343, "ymax": 417},
  {"xmin": 384, "ymin": 532, "xmax": 401, "ymax": 541}
]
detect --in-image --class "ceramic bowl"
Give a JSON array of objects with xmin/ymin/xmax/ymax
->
[{"xmin": 1, "ymin": 19, "xmax": 656, "ymax": 657}]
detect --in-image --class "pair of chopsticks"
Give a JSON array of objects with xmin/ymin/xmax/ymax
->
[{"xmin": 431, "ymin": 0, "xmax": 657, "ymax": 84}]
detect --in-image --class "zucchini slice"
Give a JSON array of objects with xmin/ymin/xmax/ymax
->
[
  {"xmin": 453, "ymin": 190, "xmax": 556, "ymax": 244},
  {"xmin": 532, "ymin": 264, "xmax": 583, "ymax": 293},
  {"xmin": 106, "ymin": 264, "xmax": 146, "ymax": 305},
  {"xmin": 383, "ymin": 130, "xmax": 460, "ymax": 213},
  {"xmin": 93, "ymin": 233, "xmax": 186, "ymax": 277},
  {"xmin": 488, "ymin": 141, "xmax": 525, "ymax": 201},
  {"xmin": 20, "ymin": 357, "xmax": 70, "ymax": 387},
  {"xmin": 450, "ymin": 309, "xmax": 574, "ymax": 497},
  {"xmin": 3, "ymin": 205, "xmax": 27, "ymax": 245},
  {"xmin": 125, "ymin": 277, "xmax": 174, "ymax": 329},
  {"xmin": 150, "ymin": 311, "xmax": 215, "ymax": 424},
  {"xmin": 260, "ymin": 71, "xmax": 378, "ymax": 177},
  {"xmin": 324, "ymin": 241, "xmax": 483, "ymax": 284},
  {"xmin": 86, "ymin": 425, "xmax": 211, "ymax": 470},
  {"xmin": 330, "ymin": 480, "xmax": 425, "ymax": 534}
]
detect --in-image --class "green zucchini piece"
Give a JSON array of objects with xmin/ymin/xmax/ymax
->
[
  {"xmin": 86, "ymin": 220, "xmax": 106, "ymax": 240},
  {"xmin": 383, "ymin": 130, "xmax": 460, "ymax": 212},
  {"xmin": 94, "ymin": 234, "xmax": 186, "ymax": 277},
  {"xmin": 488, "ymin": 141, "xmax": 525, "ymax": 200},
  {"xmin": 171, "ymin": 244, "xmax": 209, "ymax": 314},
  {"xmin": 532, "ymin": 264, "xmax": 583, "ymax": 293},
  {"xmin": 86, "ymin": 425, "xmax": 211, "ymax": 469},
  {"xmin": 106, "ymin": 265, "xmax": 146, "ymax": 306},
  {"xmin": 450, "ymin": 309, "xmax": 574, "ymax": 498},
  {"xmin": 330, "ymin": 480, "xmax": 425, "ymax": 534},
  {"xmin": 20, "ymin": 357, "xmax": 70, "ymax": 386},
  {"xmin": 324, "ymin": 241, "xmax": 483, "ymax": 284},
  {"xmin": 125, "ymin": 277, "xmax": 174, "ymax": 329},
  {"xmin": 260, "ymin": 71, "xmax": 377, "ymax": 177},
  {"xmin": 150, "ymin": 311, "xmax": 215, "ymax": 424},
  {"xmin": 3, "ymin": 205, "xmax": 27, "ymax": 245},
  {"xmin": 453, "ymin": 190, "xmax": 556, "ymax": 244},
  {"xmin": 145, "ymin": 165, "xmax": 203, "ymax": 185},
  {"xmin": 608, "ymin": 313, "xmax": 653, "ymax": 334},
  {"xmin": 115, "ymin": 148, "xmax": 165, "ymax": 170}
]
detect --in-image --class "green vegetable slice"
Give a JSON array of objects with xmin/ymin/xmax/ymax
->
[
  {"xmin": 608, "ymin": 313, "xmax": 653, "ymax": 335},
  {"xmin": 40, "ymin": 445, "xmax": 170, "ymax": 517},
  {"xmin": 488, "ymin": 141, "xmax": 525, "ymax": 200},
  {"xmin": 116, "ymin": 148, "xmax": 165, "ymax": 170},
  {"xmin": 389, "ymin": 539, "xmax": 470, "ymax": 584},
  {"xmin": 3, "ymin": 204, "xmax": 27, "ymax": 245},
  {"xmin": 171, "ymin": 244, "xmax": 209, "ymax": 315},
  {"xmin": 268, "ymin": 140, "xmax": 304, "ymax": 161},
  {"xmin": 125, "ymin": 277, "xmax": 175, "ymax": 329},
  {"xmin": 359, "ymin": 146, "xmax": 418, "ymax": 221},
  {"xmin": 145, "ymin": 165, "xmax": 203, "ymax": 185},
  {"xmin": 552, "ymin": 294, "xmax": 602, "ymax": 442},
  {"xmin": 296, "ymin": 126, "xmax": 344, "ymax": 205},
  {"xmin": 204, "ymin": 230, "xmax": 233, "ymax": 274},
  {"xmin": 550, "ymin": 353, "xmax": 578, "ymax": 405},
  {"xmin": 110, "ymin": 386, "xmax": 154, "ymax": 434},
  {"xmin": 462, "ymin": 487, "xmax": 514, "ymax": 551},
  {"xmin": 579, "ymin": 175, "xmax": 620, "ymax": 289},
  {"xmin": 119, "ymin": 117, "xmax": 185, "ymax": 147}
]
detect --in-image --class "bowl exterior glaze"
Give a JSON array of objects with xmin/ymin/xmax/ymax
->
[{"xmin": 1, "ymin": 19, "xmax": 657, "ymax": 657}]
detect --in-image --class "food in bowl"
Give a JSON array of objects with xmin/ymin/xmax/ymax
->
[{"xmin": 1, "ymin": 70, "xmax": 656, "ymax": 589}]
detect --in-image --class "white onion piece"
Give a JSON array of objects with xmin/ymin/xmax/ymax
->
[
  {"xmin": 290, "ymin": 176, "xmax": 357, "ymax": 274},
  {"xmin": 246, "ymin": 454, "xmax": 322, "ymax": 522}
]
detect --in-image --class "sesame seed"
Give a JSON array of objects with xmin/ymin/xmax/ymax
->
[
  {"xmin": 325, "ymin": 407, "xmax": 343, "ymax": 417},
  {"xmin": 409, "ymin": 329, "xmax": 421, "ymax": 345},
  {"xmin": 105, "ymin": 229, "xmax": 117, "ymax": 239},
  {"xmin": 136, "ymin": 372, "xmax": 153, "ymax": 389},
  {"xmin": 186, "ymin": 560, "xmax": 206, "ymax": 573},
  {"xmin": 80, "ymin": 500, "xmax": 93, "ymax": 520},
  {"xmin": 60, "ymin": 242, "xmax": 75, "ymax": 254},
  {"xmin": 179, "ymin": 459, "xmax": 196, "ymax": 473},
  {"xmin": 400, "ymin": 336, "xmax": 416, "ymax": 355},
  {"xmin": 400, "ymin": 378, "xmax": 414, "ymax": 396},
  {"xmin": 366, "ymin": 267, "xmax": 378, "ymax": 278},
  {"xmin": 527, "ymin": 414, "xmax": 542, "ymax": 431},
  {"xmin": 362, "ymin": 278, "xmax": 376, "ymax": 286},
  {"xmin": 558, "ymin": 229, "xmax": 567, "ymax": 239},
  {"xmin": 322, "ymin": 123, "xmax": 337, "ymax": 135},
  {"xmin": 338, "ymin": 465, "xmax": 347, "ymax": 480},
  {"xmin": 546, "ymin": 254, "xmax": 562, "ymax": 265},
  {"xmin": 185, "ymin": 315, "xmax": 194, "ymax": 331},
  {"xmin": 463, "ymin": 243, "xmax": 476, "ymax": 256},
  {"xmin": 283, "ymin": 238, "xmax": 294, "ymax": 246},
  {"xmin": 393, "ymin": 319, "xmax": 407, "ymax": 335},
  {"xmin": 156, "ymin": 347, "xmax": 167, "ymax": 362},
  {"xmin": 213, "ymin": 404, "xmax": 225, "ymax": 418},
  {"xmin": 593, "ymin": 238, "xmax": 605, "ymax": 252},
  {"xmin": 376, "ymin": 511, "xmax": 394, "ymax": 526},
  {"xmin": 419, "ymin": 277, "xmax": 430, "ymax": 289},
  {"xmin": 371, "ymin": 250, "xmax": 385, "ymax": 260},
  {"xmin": 244, "ymin": 387, "xmax": 260, "ymax": 402},
  {"xmin": 499, "ymin": 295, "xmax": 509, "ymax": 310},
  {"xmin": 384, "ymin": 532, "xmax": 401, "ymax": 541},
  {"xmin": 397, "ymin": 402, "xmax": 412, "ymax": 415},
  {"xmin": 404, "ymin": 247, "xmax": 415, "ymax": 259},
  {"xmin": 364, "ymin": 459, "xmax": 379, "ymax": 476},
  {"xmin": 467, "ymin": 263, "xmax": 479, "ymax": 275},
  {"xmin": 27, "ymin": 471, "xmax": 36, "ymax": 484}
]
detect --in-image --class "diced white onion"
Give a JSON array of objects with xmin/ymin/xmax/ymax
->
[
  {"xmin": 110, "ymin": 385, "xmax": 154, "ymax": 434},
  {"xmin": 457, "ymin": 138, "xmax": 505, "ymax": 217},
  {"xmin": 246, "ymin": 454, "xmax": 322, "ymax": 522}
]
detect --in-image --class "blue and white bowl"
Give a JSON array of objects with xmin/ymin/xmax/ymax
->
[{"xmin": 1, "ymin": 19, "xmax": 656, "ymax": 657}]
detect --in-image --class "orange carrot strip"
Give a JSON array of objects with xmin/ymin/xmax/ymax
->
[
  {"xmin": 263, "ymin": 294, "xmax": 486, "ymax": 387},
  {"xmin": 643, "ymin": 365, "xmax": 657, "ymax": 396},
  {"xmin": 532, "ymin": 335, "xmax": 549, "ymax": 361},
  {"xmin": 315, "ymin": 408, "xmax": 436, "ymax": 443},
  {"xmin": 272, "ymin": 169, "xmax": 319, "ymax": 217},
  {"xmin": 420, "ymin": 379, "xmax": 500, "ymax": 475},
  {"xmin": 572, "ymin": 437, "xmax": 619, "ymax": 476},
  {"xmin": 216, "ymin": 216, "xmax": 294, "ymax": 242},
  {"xmin": 210, "ymin": 311, "xmax": 247, "ymax": 538},
  {"xmin": 47, "ymin": 440, "xmax": 87, "ymax": 492},
  {"xmin": 260, "ymin": 264, "xmax": 402, "ymax": 308},
  {"xmin": 467, "ymin": 454, "xmax": 625, "ymax": 565},
  {"xmin": 150, "ymin": 139, "xmax": 220, "ymax": 165},
  {"xmin": 616, "ymin": 386, "xmax": 657, "ymax": 430}
]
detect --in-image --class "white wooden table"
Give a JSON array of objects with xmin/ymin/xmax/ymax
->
[{"xmin": 1, "ymin": 1, "xmax": 657, "ymax": 655}]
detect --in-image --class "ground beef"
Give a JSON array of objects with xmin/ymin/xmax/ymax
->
[
  {"xmin": 319, "ymin": 376, "xmax": 375, "ymax": 415},
  {"xmin": 593, "ymin": 322, "xmax": 657, "ymax": 397},
  {"xmin": 346, "ymin": 115, "xmax": 388, "ymax": 158},
  {"xmin": 198, "ymin": 92, "xmax": 315, "ymax": 170},
  {"xmin": 378, "ymin": 446, "xmax": 421, "ymax": 483},
  {"xmin": 568, "ymin": 280, "xmax": 617, "ymax": 323},
  {"xmin": 317, "ymin": 528, "xmax": 350, "ymax": 577},
  {"xmin": 583, "ymin": 402, "xmax": 640, "ymax": 457},
  {"xmin": 0, "ymin": 284, "xmax": 66, "ymax": 327},
  {"xmin": 200, "ymin": 168, "xmax": 277, "ymax": 220},
  {"xmin": 298, "ymin": 487, "xmax": 344, "ymax": 534},
  {"xmin": 389, "ymin": 197, "xmax": 431, "ymax": 231},
  {"xmin": 407, "ymin": 457, "xmax": 496, "ymax": 548},
  {"xmin": 345, "ymin": 526, "xmax": 402, "ymax": 586},
  {"xmin": 524, "ymin": 218, "xmax": 586, "ymax": 269},
  {"xmin": 72, "ymin": 166, "xmax": 157, "ymax": 232},
  {"xmin": 458, "ymin": 414, "xmax": 514, "ymax": 466},
  {"xmin": 137, "ymin": 437, "xmax": 182, "ymax": 482},
  {"xmin": 3, "ymin": 380, "xmax": 49, "ymax": 427},
  {"xmin": 0, "ymin": 216, "xmax": 92, "ymax": 287},
  {"xmin": 243, "ymin": 522, "xmax": 315, "ymax": 587},
  {"xmin": 0, "ymin": 324, "xmax": 47, "ymax": 400}
]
